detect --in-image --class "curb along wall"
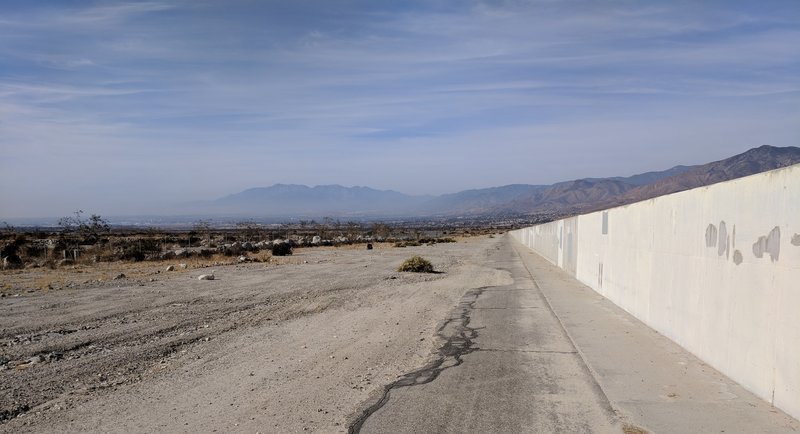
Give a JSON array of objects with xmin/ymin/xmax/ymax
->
[{"xmin": 511, "ymin": 164, "xmax": 800, "ymax": 420}]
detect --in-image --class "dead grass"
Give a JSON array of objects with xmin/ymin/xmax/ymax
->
[
  {"xmin": 0, "ymin": 239, "xmax": 480, "ymax": 296},
  {"xmin": 622, "ymin": 423, "xmax": 649, "ymax": 434},
  {"xmin": 0, "ymin": 249, "xmax": 301, "ymax": 295}
]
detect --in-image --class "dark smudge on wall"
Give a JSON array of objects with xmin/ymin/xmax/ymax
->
[
  {"xmin": 706, "ymin": 224, "xmax": 718, "ymax": 247},
  {"xmin": 718, "ymin": 221, "xmax": 729, "ymax": 259},
  {"xmin": 752, "ymin": 226, "xmax": 781, "ymax": 262}
]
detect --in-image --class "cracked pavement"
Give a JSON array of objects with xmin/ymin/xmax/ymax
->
[
  {"xmin": 353, "ymin": 236, "xmax": 800, "ymax": 434},
  {"xmin": 354, "ymin": 238, "xmax": 620, "ymax": 433}
]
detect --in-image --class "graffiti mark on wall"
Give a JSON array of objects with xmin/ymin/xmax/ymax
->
[
  {"xmin": 717, "ymin": 221, "xmax": 729, "ymax": 259},
  {"xmin": 792, "ymin": 233, "xmax": 800, "ymax": 247},
  {"xmin": 706, "ymin": 224, "xmax": 718, "ymax": 247},
  {"xmin": 705, "ymin": 223, "xmax": 787, "ymax": 265},
  {"xmin": 733, "ymin": 250, "xmax": 743, "ymax": 265},
  {"xmin": 598, "ymin": 262, "xmax": 603, "ymax": 288},
  {"xmin": 753, "ymin": 226, "xmax": 781, "ymax": 262}
]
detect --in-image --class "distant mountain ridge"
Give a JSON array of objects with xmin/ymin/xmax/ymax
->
[
  {"xmin": 613, "ymin": 146, "xmax": 800, "ymax": 207},
  {"xmin": 441, "ymin": 145, "xmax": 800, "ymax": 216},
  {"xmin": 592, "ymin": 165, "xmax": 693, "ymax": 186},
  {"xmin": 208, "ymin": 184, "xmax": 428, "ymax": 216},
  {"xmin": 196, "ymin": 145, "xmax": 800, "ymax": 218}
]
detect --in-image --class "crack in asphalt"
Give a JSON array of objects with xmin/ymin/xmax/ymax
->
[
  {"xmin": 480, "ymin": 288, "xmax": 536, "ymax": 292},
  {"xmin": 476, "ymin": 348, "xmax": 577, "ymax": 354},
  {"xmin": 347, "ymin": 286, "xmax": 488, "ymax": 434}
]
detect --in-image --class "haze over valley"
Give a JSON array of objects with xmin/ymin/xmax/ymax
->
[{"xmin": 113, "ymin": 145, "xmax": 800, "ymax": 222}]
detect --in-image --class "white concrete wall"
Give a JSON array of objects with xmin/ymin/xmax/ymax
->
[{"xmin": 511, "ymin": 164, "xmax": 800, "ymax": 421}]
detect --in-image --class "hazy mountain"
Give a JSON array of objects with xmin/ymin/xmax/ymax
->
[
  {"xmin": 420, "ymin": 184, "xmax": 548, "ymax": 215},
  {"xmin": 418, "ymin": 161, "xmax": 695, "ymax": 216},
  {"xmin": 594, "ymin": 165, "xmax": 693, "ymax": 186},
  {"xmin": 497, "ymin": 179, "xmax": 636, "ymax": 214},
  {"xmin": 203, "ymin": 184, "xmax": 428, "ymax": 217},
  {"xmin": 191, "ymin": 145, "xmax": 799, "ymax": 219},
  {"xmin": 614, "ymin": 145, "xmax": 800, "ymax": 206},
  {"xmin": 416, "ymin": 164, "xmax": 692, "ymax": 215}
]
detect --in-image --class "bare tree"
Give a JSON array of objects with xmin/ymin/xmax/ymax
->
[
  {"xmin": 371, "ymin": 222, "xmax": 391, "ymax": 240},
  {"xmin": 344, "ymin": 221, "xmax": 360, "ymax": 241},
  {"xmin": 321, "ymin": 216, "xmax": 335, "ymax": 239},
  {"xmin": 58, "ymin": 210, "xmax": 110, "ymax": 244},
  {"xmin": 193, "ymin": 219, "xmax": 212, "ymax": 246},
  {"xmin": 235, "ymin": 220, "xmax": 261, "ymax": 242},
  {"xmin": 1, "ymin": 221, "xmax": 15, "ymax": 233},
  {"xmin": 57, "ymin": 210, "xmax": 110, "ymax": 259}
]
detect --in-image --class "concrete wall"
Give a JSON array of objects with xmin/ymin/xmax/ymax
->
[{"xmin": 511, "ymin": 164, "xmax": 800, "ymax": 421}]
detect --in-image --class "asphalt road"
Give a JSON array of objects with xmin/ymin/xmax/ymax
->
[
  {"xmin": 353, "ymin": 235, "xmax": 800, "ymax": 434},
  {"xmin": 354, "ymin": 237, "xmax": 620, "ymax": 433}
]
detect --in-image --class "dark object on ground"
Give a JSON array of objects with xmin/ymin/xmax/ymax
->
[
  {"xmin": 366, "ymin": 243, "xmax": 373, "ymax": 250},
  {"xmin": 2, "ymin": 254, "xmax": 23, "ymax": 270},
  {"xmin": 398, "ymin": 256, "xmax": 434, "ymax": 273},
  {"xmin": 271, "ymin": 243, "xmax": 293, "ymax": 256}
]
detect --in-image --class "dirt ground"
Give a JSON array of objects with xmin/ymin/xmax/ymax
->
[{"xmin": 0, "ymin": 235, "xmax": 510, "ymax": 433}]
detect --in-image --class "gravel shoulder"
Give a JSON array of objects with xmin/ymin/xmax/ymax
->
[{"xmin": 0, "ymin": 236, "xmax": 510, "ymax": 433}]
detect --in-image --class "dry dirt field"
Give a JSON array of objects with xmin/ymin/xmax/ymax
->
[{"xmin": 0, "ymin": 235, "xmax": 509, "ymax": 433}]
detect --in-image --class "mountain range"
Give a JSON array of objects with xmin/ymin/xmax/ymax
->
[{"xmin": 190, "ymin": 145, "xmax": 800, "ymax": 219}]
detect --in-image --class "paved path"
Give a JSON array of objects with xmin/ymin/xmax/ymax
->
[{"xmin": 353, "ymin": 235, "xmax": 800, "ymax": 433}]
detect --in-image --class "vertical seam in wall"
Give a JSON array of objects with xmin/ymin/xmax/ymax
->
[{"xmin": 771, "ymin": 272, "xmax": 778, "ymax": 405}]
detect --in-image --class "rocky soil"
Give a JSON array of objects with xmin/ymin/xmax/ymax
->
[{"xmin": 0, "ymin": 236, "xmax": 510, "ymax": 433}]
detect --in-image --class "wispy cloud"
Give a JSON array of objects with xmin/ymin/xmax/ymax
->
[
  {"xmin": 66, "ymin": 1, "xmax": 176, "ymax": 24},
  {"xmin": 0, "ymin": 0, "xmax": 798, "ymax": 218}
]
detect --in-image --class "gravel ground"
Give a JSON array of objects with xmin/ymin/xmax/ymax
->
[{"xmin": 0, "ymin": 236, "xmax": 510, "ymax": 433}]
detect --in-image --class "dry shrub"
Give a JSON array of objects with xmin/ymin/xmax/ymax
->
[
  {"xmin": 398, "ymin": 256, "xmax": 434, "ymax": 273},
  {"xmin": 393, "ymin": 241, "xmax": 420, "ymax": 248}
]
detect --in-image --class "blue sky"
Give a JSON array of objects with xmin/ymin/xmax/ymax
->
[{"xmin": 1, "ymin": 0, "xmax": 798, "ymax": 218}]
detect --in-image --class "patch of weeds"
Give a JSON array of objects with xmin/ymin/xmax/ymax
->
[
  {"xmin": 398, "ymin": 256, "xmax": 434, "ymax": 273},
  {"xmin": 623, "ymin": 424, "xmax": 649, "ymax": 434},
  {"xmin": 393, "ymin": 241, "xmax": 421, "ymax": 248}
]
